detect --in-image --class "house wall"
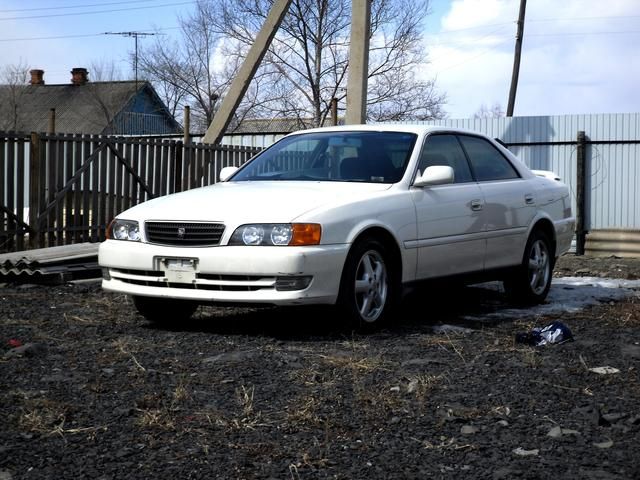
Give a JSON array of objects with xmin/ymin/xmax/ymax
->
[{"xmin": 110, "ymin": 90, "xmax": 182, "ymax": 135}]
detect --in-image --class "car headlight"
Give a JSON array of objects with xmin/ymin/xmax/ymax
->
[
  {"xmin": 107, "ymin": 219, "xmax": 141, "ymax": 242},
  {"xmin": 229, "ymin": 223, "xmax": 321, "ymax": 246}
]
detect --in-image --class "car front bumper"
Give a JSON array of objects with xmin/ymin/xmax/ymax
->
[{"xmin": 98, "ymin": 240, "xmax": 350, "ymax": 306}]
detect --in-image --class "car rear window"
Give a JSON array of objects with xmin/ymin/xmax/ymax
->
[{"xmin": 458, "ymin": 135, "xmax": 520, "ymax": 182}]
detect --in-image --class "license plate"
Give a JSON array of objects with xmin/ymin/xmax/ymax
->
[{"xmin": 158, "ymin": 257, "xmax": 198, "ymax": 284}]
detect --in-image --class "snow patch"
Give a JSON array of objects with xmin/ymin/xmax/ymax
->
[{"xmin": 466, "ymin": 276, "xmax": 640, "ymax": 321}]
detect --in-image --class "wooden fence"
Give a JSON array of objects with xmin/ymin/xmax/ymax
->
[{"xmin": 0, "ymin": 132, "xmax": 260, "ymax": 253}]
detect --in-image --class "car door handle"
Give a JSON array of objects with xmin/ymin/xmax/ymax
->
[
  {"xmin": 470, "ymin": 199, "xmax": 483, "ymax": 211},
  {"xmin": 524, "ymin": 194, "xmax": 535, "ymax": 205}
]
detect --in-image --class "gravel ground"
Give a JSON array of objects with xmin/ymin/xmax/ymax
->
[{"xmin": 1, "ymin": 255, "xmax": 640, "ymax": 480}]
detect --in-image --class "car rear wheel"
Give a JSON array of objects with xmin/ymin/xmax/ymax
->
[
  {"xmin": 338, "ymin": 237, "xmax": 398, "ymax": 328},
  {"xmin": 132, "ymin": 296, "xmax": 198, "ymax": 324},
  {"xmin": 504, "ymin": 230, "xmax": 553, "ymax": 305}
]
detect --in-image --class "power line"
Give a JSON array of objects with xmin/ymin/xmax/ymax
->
[
  {"xmin": 0, "ymin": 1, "xmax": 195, "ymax": 21},
  {"xmin": 529, "ymin": 14, "xmax": 640, "ymax": 23},
  {"xmin": 528, "ymin": 30, "xmax": 640, "ymax": 36},
  {"xmin": 0, "ymin": 33, "xmax": 103, "ymax": 43},
  {"xmin": 0, "ymin": 0, "xmax": 159, "ymax": 14},
  {"xmin": 0, "ymin": 26, "xmax": 179, "ymax": 43},
  {"xmin": 430, "ymin": 14, "xmax": 640, "ymax": 36}
]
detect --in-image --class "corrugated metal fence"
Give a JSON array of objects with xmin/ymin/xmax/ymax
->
[
  {"xmin": 0, "ymin": 132, "xmax": 259, "ymax": 252},
  {"xmin": 399, "ymin": 114, "xmax": 640, "ymax": 232},
  {"xmin": 219, "ymin": 113, "xmax": 640, "ymax": 232}
]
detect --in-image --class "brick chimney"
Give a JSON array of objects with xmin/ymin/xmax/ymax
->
[
  {"xmin": 71, "ymin": 67, "xmax": 89, "ymax": 86},
  {"xmin": 30, "ymin": 69, "xmax": 45, "ymax": 85}
]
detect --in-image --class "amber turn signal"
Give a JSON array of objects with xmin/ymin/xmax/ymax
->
[{"xmin": 291, "ymin": 223, "xmax": 321, "ymax": 245}]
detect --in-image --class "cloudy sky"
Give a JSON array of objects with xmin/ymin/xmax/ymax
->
[{"xmin": 1, "ymin": 0, "xmax": 639, "ymax": 119}]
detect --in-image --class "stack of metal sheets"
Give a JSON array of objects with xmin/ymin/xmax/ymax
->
[{"xmin": 0, "ymin": 243, "xmax": 100, "ymax": 283}]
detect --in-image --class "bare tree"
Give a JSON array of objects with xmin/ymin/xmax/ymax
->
[
  {"xmin": 473, "ymin": 102, "xmax": 505, "ymax": 119},
  {"xmin": 89, "ymin": 59, "xmax": 124, "ymax": 82},
  {"xmin": 138, "ymin": 0, "xmax": 445, "ymax": 132},
  {"xmin": 0, "ymin": 61, "xmax": 31, "ymax": 131},
  {"xmin": 207, "ymin": 0, "xmax": 445, "ymax": 126},
  {"xmin": 137, "ymin": 1, "xmax": 245, "ymax": 132}
]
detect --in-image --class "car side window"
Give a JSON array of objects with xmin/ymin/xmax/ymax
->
[
  {"xmin": 457, "ymin": 135, "xmax": 520, "ymax": 182},
  {"xmin": 418, "ymin": 134, "xmax": 473, "ymax": 183}
]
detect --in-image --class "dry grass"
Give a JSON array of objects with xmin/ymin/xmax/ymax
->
[
  {"xmin": 318, "ymin": 353, "xmax": 387, "ymax": 373},
  {"xmin": 62, "ymin": 312, "xmax": 101, "ymax": 325},
  {"xmin": 288, "ymin": 366, "xmax": 330, "ymax": 386},
  {"xmin": 18, "ymin": 397, "xmax": 106, "ymax": 439},
  {"xmin": 521, "ymin": 347, "xmax": 543, "ymax": 368},
  {"xmin": 285, "ymin": 395, "xmax": 323, "ymax": 427},
  {"xmin": 112, "ymin": 336, "xmax": 147, "ymax": 372},
  {"xmin": 135, "ymin": 378, "xmax": 191, "ymax": 430},
  {"xmin": 608, "ymin": 295, "xmax": 640, "ymax": 327},
  {"xmin": 228, "ymin": 384, "xmax": 270, "ymax": 430},
  {"xmin": 405, "ymin": 373, "xmax": 444, "ymax": 399},
  {"xmin": 19, "ymin": 398, "xmax": 67, "ymax": 434},
  {"xmin": 415, "ymin": 435, "xmax": 477, "ymax": 451},
  {"xmin": 237, "ymin": 385, "xmax": 255, "ymax": 418},
  {"xmin": 136, "ymin": 408, "xmax": 176, "ymax": 429},
  {"xmin": 354, "ymin": 382, "xmax": 405, "ymax": 416},
  {"xmin": 420, "ymin": 334, "xmax": 467, "ymax": 363}
]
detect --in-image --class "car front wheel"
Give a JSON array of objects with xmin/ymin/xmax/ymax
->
[
  {"xmin": 132, "ymin": 296, "xmax": 198, "ymax": 324},
  {"xmin": 504, "ymin": 230, "xmax": 553, "ymax": 305},
  {"xmin": 338, "ymin": 238, "xmax": 398, "ymax": 328}
]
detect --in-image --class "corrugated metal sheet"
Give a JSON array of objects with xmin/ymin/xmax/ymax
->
[
  {"xmin": 221, "ymin": 133, "xmax": 286, "ymax": 148},
  {"xmin": 0, "ymin": 243, "xmax": 99, "ymax": 279},
  {"xmin": 388, "ymin": 114, "xmax": 640, "ymax": 231},
  {"xmin": 585, "ymin": 229, "xmax": 640, "ymax": 257}
]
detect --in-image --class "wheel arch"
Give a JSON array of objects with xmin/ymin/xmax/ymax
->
[
  {"xmin": 349, "ymin": 226, "xmax": 403, "ymax": 283},
  {"xmin": 529, "ymin": 217, "xmax": 557, "ymax": 259}
]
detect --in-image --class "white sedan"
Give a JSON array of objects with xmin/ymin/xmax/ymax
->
[{"xmin": 99, "ymin": 125, "xmax": 575, "ymax": 327}]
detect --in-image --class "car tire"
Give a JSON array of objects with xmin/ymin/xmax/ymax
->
[
  {"xmin": 504, "ymin": 230, "xmax": 554, "ymax": 305},
  {"xmin": 132, "ymin": 296, "xmax": 198, "ymax": 324},
  {"xmin": 338, "ymin": 237, "xmax": 399, "ymax": 329}
]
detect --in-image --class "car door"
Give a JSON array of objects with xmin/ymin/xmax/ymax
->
[
  {"xmin": 457, "ymin": 134, "xmax": 537, "ymax": 270},
  {"xmin": 410, "ymin": 134, "xmax": 486, "ymax": 279}
]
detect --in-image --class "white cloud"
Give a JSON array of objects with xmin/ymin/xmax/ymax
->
[{"xmin": 426, "ymin": 0, "xmax": 640, "ymax": 118}]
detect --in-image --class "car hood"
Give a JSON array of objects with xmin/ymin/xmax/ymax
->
[{"xmin": 119, "ymin": 181, "xmax": 392, "ymax": 223}]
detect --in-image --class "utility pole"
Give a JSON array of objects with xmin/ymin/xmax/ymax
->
[
  {"xmin": 506, "ymin": 0, "xmax": 526, "ymax": 117},
  {"xmin": 345, "ymin": 0, "xmax": 371, "ymax": 124},
  {"xmin": 104, "ymin": 31, "xmax": 159, "ymax": 88}
]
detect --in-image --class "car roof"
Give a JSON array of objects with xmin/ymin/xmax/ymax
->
[{"xmin": 288, "ymin": 124, "xmax": 482, "ymax": 137}]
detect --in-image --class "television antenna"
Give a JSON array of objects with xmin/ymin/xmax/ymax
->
[{"xmin": 104, "ymin": 31, "xmax": 161, "ymax": 88}]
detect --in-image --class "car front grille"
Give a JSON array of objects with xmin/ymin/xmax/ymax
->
[{"xmin": 145, "ymin": 222, "xmax": 225, "ymax": 246}]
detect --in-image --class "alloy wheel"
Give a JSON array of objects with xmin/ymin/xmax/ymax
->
[
  {"xmin": 353, "ymin": 249, "xmax": 388, "ymax": 322},
  {"xmin": 528, "ymin": 239, "xmax": 550, "ymax": 295}
]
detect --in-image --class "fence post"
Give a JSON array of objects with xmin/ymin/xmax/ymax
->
[
  {"xmin": 575, "ymin": 130, "xmax": 587, "ymax": 255},
  {"xmin": 48, "ymin": 108, "xmax": 56, "ymax": 134},
  {"xmin": 183, "ymin": 106, "xmax": 191, "ymax": 145},
  {"xmin": 28, "ymin": 132, "xmax": 41, "ymax": 249},
  {"xmin": 331, "ymin": 98, "xmax": 338, "ymax": 126},
  {"xmin": 173, "ymin": 140, "xmax": 183, "ymax": 193}
]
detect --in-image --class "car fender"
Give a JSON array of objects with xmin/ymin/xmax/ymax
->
[
  {"xmin": 342, "ymin": 218, "xmax": 417, "ymax": 284},
  {"xmin": 524, "ymin": 210, "xmax": 558, "ymax": 247}
]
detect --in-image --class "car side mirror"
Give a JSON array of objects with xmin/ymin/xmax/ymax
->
[
  {"xmin": 414, "ymin": 165, "xmax": 454, "ymax": 187},
  {"xmin": 219, "ymin": 166, "xmax": 239, "ymax": 182}
]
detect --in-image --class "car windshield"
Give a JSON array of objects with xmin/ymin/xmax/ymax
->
[{"xmin": 231, "ymin": 131, "xmax": 417, "ymax": 183}]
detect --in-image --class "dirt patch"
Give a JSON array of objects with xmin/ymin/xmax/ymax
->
[{"xmin": 1, "ymin": 255, "xmax": 639, "ymax": 479}]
